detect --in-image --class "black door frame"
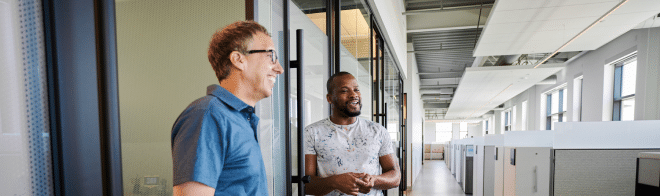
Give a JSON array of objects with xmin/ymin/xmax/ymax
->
[{"xmin": 43, "ymin": 0, "xmax": 123, "ymax": 195}]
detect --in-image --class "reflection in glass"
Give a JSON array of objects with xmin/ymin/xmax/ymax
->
[
  {"xmin": 339, "ymin": 0, "xmax": 372, "ymax": 120},
  {"xmin": 384, "ymin": 47, "xmax": 400, "ymax": 142},
  {"xmin": 291, "ymin": 0, "xmax": 330, "ymax": 195}
]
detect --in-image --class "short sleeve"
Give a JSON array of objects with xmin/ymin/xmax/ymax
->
[
  {"xmin": 171, "ymin": 109, "xmax": 225, "ymax": 188},
  {"xmin": 378, "ymin": 125, "xmax": 394, "ymax": 157},
  {"xmin": 303, "ymin": 126, "xmax": 316, "ymax": 155}
]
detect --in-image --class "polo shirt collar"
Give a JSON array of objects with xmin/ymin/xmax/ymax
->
[{"xmin": 207, "ymin": 84, "xmax": 254, "ymax": 113}]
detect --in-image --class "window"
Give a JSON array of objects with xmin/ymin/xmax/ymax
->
[
  {"xmin": 573, "ymin": 76, "xmax": 583, "ymax": 121},
  {"xmin": 435, "ymin": 123, "xmax": 452, "ymax": 143},
  {"xmin": 545, "ymin": 86, "xmax": 567, "ymax": 130},
  {"xmin": 613, "ymin": 54, "xmax": 637, "ymax": 121},
  {"xmin": 460, "ymin": 122, "xmax": 468, "ymax": 139},
  {"xmin": 502, "ymin": 110, "xmax": 511, "ymax": 131},
  {"xmin": 484, "ymin": 119, "xmax": 489, "ymax": 134},
  {"xmin": 512, "ymin": 105, "xmax": 517, "ymax": 131},
  {"xmin": 521, "ymin": 101, "xmax": 527, "ymax": 130},
  {"xmin": 490, "ymin": 116, "xmax": 494, "ymax": 134}
]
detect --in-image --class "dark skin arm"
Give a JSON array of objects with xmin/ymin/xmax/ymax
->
[
  {"xmin": 356, "ymin": 154, "xmax": 401, "ymax": 193},
  {"xmin": 304, "ymin": 154, "xmax": 401, "ymax": 195},
  {"xmin": 304, "ymin": 155, "xmax": 366, "ymax": 196}
]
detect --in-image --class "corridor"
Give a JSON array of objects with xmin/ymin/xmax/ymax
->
[{"xmin": 407, "ymin": 161, "xmax": 470, "ymax": 196}]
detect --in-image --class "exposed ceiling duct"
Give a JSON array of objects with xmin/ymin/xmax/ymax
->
[
  {"xmin": 420, "ymin": 88, "xmax": 454, "ymax": 95},
  {"xmin": 421, "ymin": 94, "xmax": 452, "ymax": 100},
  {"xmin": 424, "ymin": 103, "xmax": 450, "ymax": 109}
]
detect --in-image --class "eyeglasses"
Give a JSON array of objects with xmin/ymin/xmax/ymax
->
[{"xmin": 247, "ymin": 50, "xmax": 278, "ymax": 64}]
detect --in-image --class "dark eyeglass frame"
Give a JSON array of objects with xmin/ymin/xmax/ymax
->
[{"xmin": 247, "ymin": 50, "xmax": 278, "ymax": 64}]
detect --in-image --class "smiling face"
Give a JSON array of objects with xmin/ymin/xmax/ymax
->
[
  {"xmin": 327, "ymin": 74, "xmax": 362, "ymax": 117},
  {"xmin": 244, "ymin": 32, "xmax": 283, "ymax": 99}
]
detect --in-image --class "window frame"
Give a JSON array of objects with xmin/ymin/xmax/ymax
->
[
  {"xmin": 612, "ymin": 54, "xmax": 637, "ymax": 121},
  {"xmin": 503, "ymin": 109, "xmax": 511, "ymax": 131},
  {"xmin": 544, "ymin": 85, "xmax": 567, "ymax": 130}
]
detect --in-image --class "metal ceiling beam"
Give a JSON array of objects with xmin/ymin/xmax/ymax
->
[
  {"xmin": 407, "ymin": 25, "xmax": 483, "ymax": 34},
  {"xmin": 408, "ymin": 48, "xmax": 473, "ymax": 54},
  {"xmin": 412, "ymin": 36, "xmax": 483, "ymax": 42},
  {"xmin": 410, "ymin": 33, "xmax": 481, "ymax": 39},
  {"xmin": 417, "ymin": 64, "xmax": 469, "ymax": 68},
  {"xmin": 416, "ymin": 59, "xmax": 473, "ymax": 63},
  {"xmin": 417, "ymin": 71, "xmax": 463, "ymax": 75},
  {"xmin": 416, "ymin": 54, "xmax": 474, "ymax": 58},
  {"xmin": 403, "ymin": 4, "xmax": 493, "ymax": 15},
  {"xmin": 419, "ymin": 84, "xmax": 458, "ymax": 88},
  {"xmin": 416, "ymin": 56, "xmax": 474, "ymax": 60},
  {"xmin": 420, "ymin": 77, "xmax": 461, "ymax": 81},
  {"xmin": 415, "ymin": 53, "xmax": 474, "ymax": 57},
  {"xmin": 410, "ymin": 29, "xmax": 482, "ymax": 35},
  {"xmin": 424, "ymin": 103, "xmax": 450, "ymax": 108}
]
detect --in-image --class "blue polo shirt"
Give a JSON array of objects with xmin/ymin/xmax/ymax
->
[{"xmin": 171, "ymin": 84, "xmax": 268, "ymax": 196}]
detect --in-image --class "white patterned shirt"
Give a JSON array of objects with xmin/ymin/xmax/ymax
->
[{"xmin": 304, "ymin": 117, "xmax": 395, "ymax": 196}]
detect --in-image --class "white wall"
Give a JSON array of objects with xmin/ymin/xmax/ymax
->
[
  {"xmin": 367, "ymin": 0, "xmax": 407, "ymax": 78},
  {"xmin": 468, "ymin": 122, "xmax": 483, "ymax": 138},
  {"xmin": 424, "ymin": 122, "xmax": 437, "ymax": 143},
  {"xmin": 452, "ymin": 123, "xmax": 460, "ymax": 140},
  {"xmin": 405, "ymin": 43, "xmax": 424, "ymax": 187},
  {"xmin": 496, "ymin": 27, "xmax": 660, "ymax": 131}
]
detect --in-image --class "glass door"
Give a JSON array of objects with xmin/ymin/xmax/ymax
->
[{"xmin": 286, "ymin": 0, "xmax": 330, "ymax": 195}]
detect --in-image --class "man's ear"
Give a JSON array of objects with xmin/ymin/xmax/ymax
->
[
  {"xmin": 229, "ymin": 51, "xmax": 247, "ymax": 71},
  {"xmin": 326, "ymin": 93, "xmax": 332, "ymax": 104}
]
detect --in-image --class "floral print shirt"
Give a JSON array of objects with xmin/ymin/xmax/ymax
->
[{"xmin": 304, "ymin": 117, "xmax": 395, "ymax": 196}]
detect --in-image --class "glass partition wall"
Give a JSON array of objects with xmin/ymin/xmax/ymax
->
[
  {"xmin": 114, "ymin": 0, "xmax": 402, "ymax": 195},
  {"xmin": 339, "ymin": 0, "xmax": 372, "ymax": 120},
  {"xmin": 289, "ymin": 0, "xmax": 330, "ymax": 195}
]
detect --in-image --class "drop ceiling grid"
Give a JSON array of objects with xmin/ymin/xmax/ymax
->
[
  {"xmin": 493, "ymin": 0, "xmax": 620, "ymax": 11},
  {"xmin": 446, "ymin": 70, "xmax": 511, "ymax": 116},
  {"xmin": 476, "ymin": 0, "xmax": 660, "ymax": 56},
  {"xmin": 487, "ymin": 2, "xmax": 614, "ymax": 24}
]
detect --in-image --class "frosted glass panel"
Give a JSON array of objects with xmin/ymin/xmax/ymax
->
[
  {"xmin": 0, "ymin": 0, "xmax": 53, "ymax": 194},
  {"xmin": 621, "ymin": 60, "xmax": 637, "ymax": 97}
]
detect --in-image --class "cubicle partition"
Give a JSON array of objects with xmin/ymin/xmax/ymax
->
[
  {"xmin": 553, "ymin": 121, "xmax": 660, "ymax": 196},
  {"xmin": 473, "ymin": 137, "xmax": 486, "ymax": 196},
  {"xmin": 462, "ymin": 139, "xmax": 475, "ymax": 194},
  {"xmin": 481, "ymin": 135, "xmax": 504, "ymax": 196},
  {"xmin": 449, "ymin": 138, "xmax": 475, "ymax": 194},
  {"xmin": 502, "ymin": 131, "xmax": 554, "ymax": 196}
]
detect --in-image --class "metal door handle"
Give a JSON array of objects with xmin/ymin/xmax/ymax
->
[
  {"xmin": 533, "ymin": 166, "xmax": 537, "ymax": 192},
  {"xmin": 289, "ymin": 29, "xmax": 306, "ymax": 195}
]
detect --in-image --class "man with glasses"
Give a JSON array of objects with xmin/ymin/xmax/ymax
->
[{"xmin": 171, "ymin": 21, "xmax": 283, "ymax": 195}]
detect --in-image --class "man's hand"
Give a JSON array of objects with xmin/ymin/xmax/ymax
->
[
  {"xmin": 329, "ymin": 172, "xmax": 367, "ymax": 195},
  {"xmin": 356, "ymin": 173, "xmax": 375, "ymax": 194}
]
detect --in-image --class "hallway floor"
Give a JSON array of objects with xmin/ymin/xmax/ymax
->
[{"xmin": 406, "ymin": 160, "xmax": 471, "ymax": 196}]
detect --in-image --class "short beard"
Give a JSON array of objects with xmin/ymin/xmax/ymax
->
[{"xmin": 338, "ymin": 103, "xmax": 361, "ymax": 117}]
